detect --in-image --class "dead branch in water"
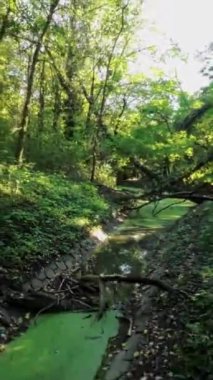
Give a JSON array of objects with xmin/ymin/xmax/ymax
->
[{"xmin": 81, "ymin": 274, "xmax": 176, "ymax": 293}]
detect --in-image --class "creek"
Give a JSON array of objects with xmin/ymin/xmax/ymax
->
[{"xmin": 0, "ymin": 199, "xmax": 193, "ymax": 380}]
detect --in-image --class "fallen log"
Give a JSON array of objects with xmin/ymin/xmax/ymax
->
[
  {"xmin": 80, "ymin": 274, "xmax": 179, "ymax": 293},
  {"xmin": 4, "ymin": 287, "xmax": 99, "ymax": 313},
  {"xmin": 3, "ymin": 272, "xmax": 188, "ymax": 319},
  {"xmin": 5, "ymin": 291, "xmax": 66, "ymax": 311},
  {"xmin": 80, "ymin": 273, "xmax": 189, "ymax": 320}
]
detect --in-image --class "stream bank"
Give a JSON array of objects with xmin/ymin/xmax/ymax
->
[
  {"xmin": 0, "ymin": 198, "xmax": 199, "ymax": 380},
  {"xmin": 97, "ymin": 201, "xmax": 213, "ymax": 380}
]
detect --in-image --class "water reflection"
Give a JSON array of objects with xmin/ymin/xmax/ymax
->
[
  {"xmin": 94, "ymin": 234, "xmax": 147, "ymax": 276},
  {"xmin": 119, "ymin": 264, "xmax": 131, "ymax": 274}
]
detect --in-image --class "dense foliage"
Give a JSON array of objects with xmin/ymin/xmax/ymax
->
[
  {"xmin": 0, "ymin": 0, "xmax": 212, "ymax": 190},
  {"xmin": 0, "ymin": 164, "xmax": 109, "ymax": 265},
  {"xmin": 0, "ymin": 0, "xmax": 212, "ymax": 279}
]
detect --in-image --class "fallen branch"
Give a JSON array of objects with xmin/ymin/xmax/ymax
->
[
  {"xmin": 81, "ymin": 274, "xmax": 179, "ymax": 293},
  {"xmin": 5, "ymin": 290, "xmax": 72, "ymax": 311},
  {"xmin": 152, "ymin": 199, "xmax": 186, "ymax": 216},
  {"xmin": 96, "ymin": 278, "xmax": 108, "ymax": 320},
  {"xmin": 124, "ymin": 197, "xmax": 185, "ymax": 213},
  {"xmin": 124, "ymin": 191, "xmax": 213, "ymax": 212},
  {"xmin": 32, "ymin": 301, "xmax": 56, "ymax": 325},
  {"xmin": 151, "ymin": 200, "xmax": 160, "ymax": 215}
]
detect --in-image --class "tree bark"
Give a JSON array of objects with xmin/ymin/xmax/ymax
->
[
  {"xmin": 90, "ymin": 136, "xmax": 97, "ymax": 182},
  {"xmin": 175, "ymin": 102, "xmax": 212, "ymax": 133},
  {"xmin": 81, "ymin": 274, "xmax": 180, "ymax": 293},
  {"xmin": 52, "ymin": 80, "xmax": 61, "ymax": 130},
  {"xmin": 132, "ymin": 158, "xmax": 160, "ymax": 182},
  {"xmin": 46, "ymin": 48, "xmax": 78, "ymax": 138},
  {"xmin": 0, "ymin": 4, "xmax": 11, "ymax": 42},
  {"xmin": 15, "ymin": 0, "xmax": 60, "ymax": 164},
  {"xmin": 37, "ymin": 59, "xmax": 46, "ymax": 134}
]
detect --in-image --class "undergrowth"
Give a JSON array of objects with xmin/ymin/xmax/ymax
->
[
  {"xmin": 142, "ymin": 201, "xmax": 213, "ymax": 379},
  {"xmin": 178, "ymin": 202, "xmax": 213, "ymax": 379},
  {"xmin": 0, "ymin": 164, "xmax": 110, "ymax": 265}
]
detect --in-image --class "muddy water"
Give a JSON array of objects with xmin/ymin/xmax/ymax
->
[
  {"xmin": 94, "ymin": 198, "xmax": 193, "ymax": 276},
  {"xmin": 93, "ymin": 198, "xmax": 193, "ymax": 314}
]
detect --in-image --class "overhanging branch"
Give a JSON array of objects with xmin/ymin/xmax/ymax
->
[
  {"xmin": 80, "ymin": 274, "xmax": 188, "ymax": 295},
  {"xmin": 175, "ymin": 102, "xmax": 212, "ymax": 133}
]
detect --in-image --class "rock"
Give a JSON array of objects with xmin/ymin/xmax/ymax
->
[
  {"xmin": 36, "ymin": 269, "xmax": 47, "ymax": 280},
  {"xmin": 48, "ymin": 262, "xmax": 58, "ymax": 271},
  {"xmin": 55, "ymin": 261, "xmax": 67, "ymax": 271},
  {"xmin": 0, "ymin": 333, "xmax": 7, "ymax": 342},
  {"xmin": 45, "ymin": 268, "xmax": 55, "ymax": 279},
  {"xmin": 31, "ymin": 278, "xmax": 43, "ymax": 290},
  {"xmin": 80, "ymin": 241, "xmax": 87, "ymax": 249},
  {"xmin": 63, "ymin": 256, "xmax": 73, "ymax": 269},
  {"xmin": 0, "ymin": 344, "xmax": 6, "ymax": 352},
  {"xmin": 0, "ymin": 307, "xmax": 11, "ymax": 326},
  {"xmin": 22, "ymin": 282, "xmax": 32, "ymax": 292}
]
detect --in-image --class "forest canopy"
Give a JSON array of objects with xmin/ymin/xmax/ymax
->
[{"xmin": 0, "ymin": 0, "xmax": 212, "ymax": 196}]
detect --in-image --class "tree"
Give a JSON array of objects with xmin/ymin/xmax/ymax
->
[
  {"xmin": 15, "ymin": 0, "xmax": 60, "ymax": 164},
  {"xmin": 0, "ymin": 0, "xmax": 211, "ymax": 199},
  {"xmin": 113, "ymin": 77, "xmax": 212, "ymax": 197},
  {"xmin": 199, "ymin": 42, "xmax": 213, "ymax": 80}
]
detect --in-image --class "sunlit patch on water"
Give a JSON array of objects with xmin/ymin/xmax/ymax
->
[
  {"xmin": 90, "ymin": 227, "xmax": 108, "ymax": 242},
  {"xmin": 119, "ymin": 264, "xmax": 132, "ymax": 274},
  {"xmin": 132, "ymin": 233, "xmax": 145, "ymax": 241}
]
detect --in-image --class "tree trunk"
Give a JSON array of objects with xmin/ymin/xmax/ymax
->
[
  {"xmin": 0, "ymin": 5, "xmax": 11, "ymax": 42},
  {"xmin": 15, "ymin": 0, "xmax": 60, "ymax": 164},
  {"xmin": 38, "ymin": 59, "xmax": 45, "ymax": 134},
  {"xmin": 90, "ymin": 137, "xmax": 97, "ymax": 182},
  {"xmin": 52, "ymin": 80, "xmax": 61, "ymax": 131}
]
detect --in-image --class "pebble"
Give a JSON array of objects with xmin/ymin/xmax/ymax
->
[
  {"xmin": 36, "ymin": 269, "xmax": 47, "ymax": 280},
  {"xmin": 0, "ymin": 344, "xmax": 5, "ymax": 352},
  {"xmin": 45, "ymin": 268, "xmax": 55, "ymax": 279},
  {"xmin": 55, "ymin": 261, "xmax": 67, "ymax": 271},
  {"xmin": 0, "ymin": 333, "xmax": 7, "ymax": 342},
  {"xmin": 31, "ymin": 278, "xmax": 43, "ymax": 290}
]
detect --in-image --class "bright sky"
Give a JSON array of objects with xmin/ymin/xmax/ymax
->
[{"xmin": 142, "ymin": 0, "xmax": 213, "ymax": 93}]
